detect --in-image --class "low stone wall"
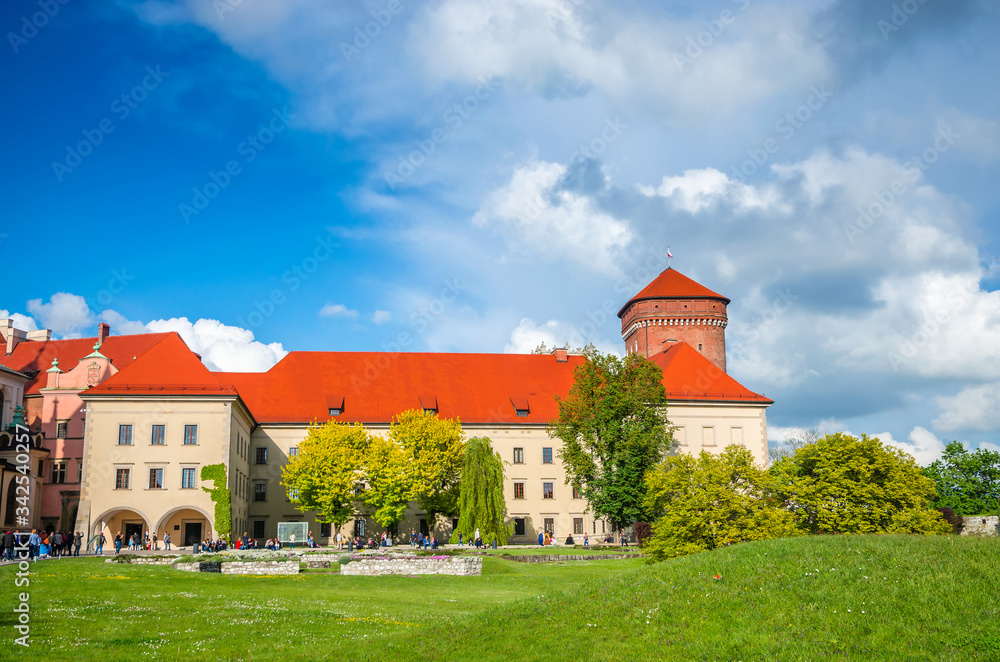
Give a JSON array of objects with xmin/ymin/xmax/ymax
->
[
  {"xmin": 172, "ymin": 560, "xmax": 300, "ymax": 575},
  {"xmin": 340, "ymin": 556, "xmax": 481, "ymax": 576},
  {"xmin": 961, "ymin": 516, "xmax": 999, "ymax": 536},
  {"xmin": 106, "ymin": 556, "xmax": 179, "ymax": 565},
  {"xmin": 494, "ymin": 553, "xmax": 637, "ymax": 563}
]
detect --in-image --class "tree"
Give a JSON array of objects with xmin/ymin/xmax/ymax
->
[
  {"xmin": 643, "ymin": 446, "xmax": 798, "ymax": 561},
  {"xmin": 281, "ymin": 421, "xmax": 370, "ymax": 530},
  {"xmin": 389, "ymin": 409, "xmax": 465, "ymax": 530},
  {"xmin": 451, "ymin": 437, "xmax": 511, "ymax": 546},
  {"xmin": 769, "ymin": 427, "xmax": 820, "ymax": 464},
  {"xmin": 362, "ymin": 435, "xmax": 414, "ymax": 532},
  {"xmin": 548, "ymin": 351, "xmax": 674, "ymax": 533},
  {"xmin": 769, "ymin": 432, "xmax": 950, "ymax": 535},
  {"xmin": 922, "ymin": 441, "xmax": 1000, "ymax": 515}
]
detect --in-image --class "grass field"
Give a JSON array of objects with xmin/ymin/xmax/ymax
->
[{"xmin": 2, "ymin": 535, "xmax": 997, "ymax": 661}]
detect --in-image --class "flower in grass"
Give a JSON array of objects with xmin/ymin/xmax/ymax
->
[{"xmin": 712, "ymin": 574, "xmax": 722, "ymax": 580}]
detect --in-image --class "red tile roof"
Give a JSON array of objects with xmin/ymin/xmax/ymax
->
[
  {"xmin": 618, "ymin": 267, "xmax": 730, "ymax": 317},
  {"xmin": 0, "ymin": 332, "xmax": 172, "ymax": 395},
  {"xmin": 86, "ymin": 333, "xmax": 238, "ymax": 396},
  {"xmin": 650, "ymin": 342, "xmax": 772, "ymax": 404},
  {"xmin": 216, "ymin": 352, "xmax": 590, "ymax": 425}
]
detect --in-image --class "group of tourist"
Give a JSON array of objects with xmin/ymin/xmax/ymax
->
[
  {"xmin": 406, "ymin": 530, "xmax": 441, "ymax": 549},
  {"xmin": 1, "ymin": 529, "xmax": 85, "ymax": 561}
]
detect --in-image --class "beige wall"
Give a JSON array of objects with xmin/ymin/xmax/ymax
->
[
  {"xmin": 244, "ymin": 401, "xmax": 768, "ymax": 544},
  {"xmin": 76, "ymin": 395, "xmax": 247, "ymax": 548}
]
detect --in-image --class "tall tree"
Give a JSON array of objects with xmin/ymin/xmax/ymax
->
[
  {"xmin": 451, "ymin": 437, "xmax": 511, "ymax": 546},
  {"xmin": 390, "ymin": 409, "xmax": 465, "ymax": 530},
  {"xmin": 548, "ymin": 351, "xmax": 673, "ymax": 533},
  {"xmin": 281, "ymin": 421, "xmax": 370, "ymax": 530},
  {"xmin": 362, "ymin": 435, "xmax": 414, "ymax": 532},
  {"xmin": 770, "ymin": 432, "xmax": 950, "ymax": 535},
  {"xmin": 923, "ymin": 441, "xmax": 1000, "ymax": 515},
  {"xmin": 644, "ymin": 446, "xmax": 799, "ymax": 561}
]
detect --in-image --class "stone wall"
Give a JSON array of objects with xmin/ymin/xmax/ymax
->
[
  {"xmin": 340, "ymin": 556, "xmax": 481, "ymax": 576},
  {"xmin": 492, "ymin": 553, "xmax": 636, "ymax": 563},
  {"xmin": 961, "ymin": 515, "xmax": 999, "ymax": 536},
  {"xmin": 172, "ymin": 560, "xmax": 300, "ymax": 575},
  {"xmin": 107, "ymin": 556, "xmax": 179, "ymax": 565}
]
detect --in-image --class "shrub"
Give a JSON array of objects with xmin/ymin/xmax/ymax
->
[
  {"xmin": 338, "ymin": 554, "xmax": 352, "ymax": 565},
  {"xmin": 633, "ymin": 522, "xmax": 652, "ymax": 547},
  {"xmin": 936, "ymin": 507, "xmax": 964, "ymax": 534}
]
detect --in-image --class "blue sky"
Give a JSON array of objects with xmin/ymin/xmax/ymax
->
[{"xmin": 2, "ymin": 0, "xmax": 999, "ymax": 463}]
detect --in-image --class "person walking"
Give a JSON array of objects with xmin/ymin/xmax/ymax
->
[
  {"xmin": 457, "ymin": 531, "xmax": 463, "ymax": 547},
  {"xmin": 474, "ymin": 527, "xmax": 481, "ymax": 549},
  {"xmin": 583, "ymin": 533, "xmax": 589, "ymax": 547},
  {"xmin": 96, "ymin": 532, "xmax": 106, "ymax": 556},
  {"xmin": 335, "ymin": 531, "xmax": 342, "ymax": 549},
  {"xmin": 164, "ymin": 533, "xmax": 171, "ymax": 551},
  {"xmin": 74, "ymin": 531, "xmax": 83, "ymax": 556},
  {"xmin": 51, "ymin": 531, "xmax": 64, "ymax": 559},
  {"xmin": 289, "ymin": 532, "xmax": 296, "ymax": 549},
  {"xmin": 113, "ymin": 533, "xmax": 121, "ymax": 555},
  {"xmin": 3, "ymin": 529, "xmax": 14, "ymax": 561}
]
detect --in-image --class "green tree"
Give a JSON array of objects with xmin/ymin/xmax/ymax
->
[
  {"xmin": 643, "ymin": 446, "xmax": 798, "ymax": 561},
  {"xmin": 362, "ymin": 435, "xmax": 414, "ymax": 532},
  {"xmin": 548, "ymin": 351, "xmax": 673, "ymax": 533},
  {"xmin": 922, "ymin": 441, "xmax": 1000, "ymax": 515},
  {"xmin": 281, "ymin": 421, "xmax": 370, "ymax": 529},
  {"xmin": 390, "ymin": 409, "xmax": 465, "ymax": 530},
  {"xmin": 770, "ymin": 432, "xmax": 950, "ymax": 535},
  {"xmin": 451, "ymin": 437, "xmax": 511, "ymax": 546}
]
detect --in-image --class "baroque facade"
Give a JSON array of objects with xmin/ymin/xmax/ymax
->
[{"xmin": 0, "ymin": 267, "xmax": 771, "ymax": 547}]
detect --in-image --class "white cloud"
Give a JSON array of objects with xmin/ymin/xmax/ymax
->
[
  {"xmin": 26, "ymin": 293, "xmax": 93, "ymax": 337},
  {"xmin": 143, "ymin": 317, "xmax": 288, "ymax": 372},
  {"xmin": 319, "ymin": 303, "xmax": 359, "ymax": 319},
  {"xmin": 504, "ymin": 317, "xmax": 619, "ymax": 354},
  {"xmin": 0, "ymin": 309, "xmax": 38, "ymax": 333},
  {"xmin": 472, "ymin": 159, "xmax": 632, "ymax": 276},
  {"xmin": 642, "ymin": 167, "xmax": 784, "ymax": 214},
  {"xmin": 372, "ymin": 310, "xmax": 392, "ymax": 325},
  {"xmin": 938, "ymin": 110, "xmax": 1000, "ymax": 165},
  {"xmin": 933, "ymin": 383, "xmax": 1000, "ymax": 432},
  {"xmin": 876, "ymin": 426, "xmax": 946, "ymax": 466}
]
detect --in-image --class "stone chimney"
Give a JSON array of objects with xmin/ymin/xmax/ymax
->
[
  {"xmin": 1, "ymin": 319, "xmax": 27, "ymax": 356},
  {"xmin": 27, "ymin": 329, "xmax": 52, "ymax": 342},
  {"xmin": 97, "ymin": 323, "xmax": 110, "ymax": 346},
  {"xmin": 552, "ymin": 346, "xmax": 568, "ymax": 362}
]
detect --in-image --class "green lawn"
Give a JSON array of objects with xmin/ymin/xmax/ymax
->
[{"xmin": 3, "ymin": 535, "xmax": 997, "ymax": 661}]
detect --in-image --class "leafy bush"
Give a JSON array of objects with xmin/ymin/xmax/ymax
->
[
  {"xmin": 632, "ymin": 522, "xmax": 651, "ymax": 547},
  {"xmin": 338, "ymin": 554, "xmax": 352, "ymax": 565},
  {"xmin": 200, "ymin": 464, "xmax": 231, "ymax": 539},
  {"xmin": 936, "ymin": 507, "xmax": 964, "ymax": 533}
]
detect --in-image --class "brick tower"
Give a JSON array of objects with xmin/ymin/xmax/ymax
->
[{"xmin": 617, "ymin": 267, "xmax": 729, "ymax": 372}]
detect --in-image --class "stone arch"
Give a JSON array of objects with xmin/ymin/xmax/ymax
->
[
  {"xmin": 91, "ymin": 506, "xmax": 154, "ymax": 542},
  {"xmin": 153, "ymin": 504, "xmax": 214, "ymax": 535}
]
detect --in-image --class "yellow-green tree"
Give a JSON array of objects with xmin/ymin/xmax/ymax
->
[
  {"xmin": 390, "ymin": 409, "xmax": 465, "ymax": 529},
  {"xmin": 362, "ymin": 435, "xmax": 413, "ymax": 531},
  {"xmin": 769, "ymin": 432, "xmax": 951, "ymax": 535},
  {"xmin": 644, "ymin": 445, "xmax": 798, "ymax": 561},
  {"xmin": 281, "ymin": 421, "xmax": 370, "ymax": 529}
]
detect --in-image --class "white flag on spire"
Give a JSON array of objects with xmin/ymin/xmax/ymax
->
[{"xmin": 667, "ymin": 248, "xmax": 674, "ymax": 259}]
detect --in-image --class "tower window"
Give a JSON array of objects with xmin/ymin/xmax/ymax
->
[{"xmin": 698, "ymin": 344, "xmax": 703, "ymax": 351}]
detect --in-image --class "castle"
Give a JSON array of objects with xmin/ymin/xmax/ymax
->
[{"xmin": 0, "ymin": 267, "xmax": 770, "ymax": 546}]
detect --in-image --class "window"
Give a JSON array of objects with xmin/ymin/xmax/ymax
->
[
  {"xmin": 151, "ymin": 424, "xmax": 165, "ymax": 445},
  {"xmin": 542, "ymin": 447, "xmax": 553, "ymax": 464},
  {"xmin": 354, "ymin": 519, "xmax": 366, "ymax": 538},
  {"xmin": 184, "ymin": 425, "xmax": 198, "ymax": 445},
  {"xmin": 423, "ymin": 408, "xmax": 437, "ymax": 415},
  {"xmin": 149, "ymin": 468, "xmax": 163, "ymax": 489},
  {"xmin": 354, "ymin": 483, "xmax": 364, "ymax": 497},
  {"xmin": 253, "ymin": 521, "xmax": 265, "ymax": 539},
  {"xmin": 574, "ymin": 518, "xmax": 584, "ymax": 534},
  {"xmin": 513, "ymin": 482, "xmax": 525, "ymax": 499},
  {"xmin": 288, "ymin": 447, "xmax": 299, "ymax": 458},
  {"xmin": 56, "ymin": 421, "xmax": 68, "ymax": 438},
  {"xmin": 115, "ymin": 468, "xmax": 130, "ymax": 490},
  {"xmin": 253, "ymin": 483, "xmax": 267, "ymax": 502},
  {"xmin": 118, "ymin": 424, "xmax": 133, "ymax": 445},
  {"xmin": 572, "ymin": 486, "xmax": 582, "ymax": 499},
  {"xmin": 329, "ymin": 407, "xmax": 342, "ymax": 417},
  {"xmin": 320, "ymin": 523, "xmax": 331, "ymax": 538},
  {"xmin": 287, "ymin": 488, "xmax": 299, "ymax": 502},
  {"xmin": 256, "ymin": 447, "xmax": 267, "ymax": 464},
  {"xmin": 698, "ymin": 343, "xmax": 703, "ymax": 351},
  {"xmin": 702, "ymin": 426, "xmax": 716, "ymax": 447},
  {"xmin": 543, "ymin": 482, "xmax": 554, "ymax": 499},
  {"xmin": 515, "ymin": 407, "xmax": 529, "ymax": 417},
  {"xmin": 181, "ymin": 467, "xmax": 196, "ymax": 489},
  {"xmin": 543, "ymin": 518, "xmax": 554, "ymax": 534},
  {"xmin": 513, "ymin": 447, "xmax": 524, "ymax": 464},
  {"xmin": 514, "ymin": 518, "xmax": 525, "ymax": 536},
  {"xmin": 51, "ymin": 462, "xmax": 67, "ymax": 484}
]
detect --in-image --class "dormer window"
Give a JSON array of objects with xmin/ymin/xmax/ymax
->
[
  {"xmin": 419, "ymin": 394, "xmax": 438, "ymax": 415},
  {"xmin": 327, "ymin": 395, "xmax": 344, "ymax": 418},
  {"xmin": 510, "ymin": 396, "xmax": 530, "ymax": 417}
]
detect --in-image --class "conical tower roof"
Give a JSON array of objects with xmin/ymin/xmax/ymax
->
[{"xmin": 617, "ymin": 267, "xmax": 730, "ymax": 318}]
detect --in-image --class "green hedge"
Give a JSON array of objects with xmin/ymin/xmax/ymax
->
[{"xmin": 200, "ymin": 464, "xmax": 232, "ymax": 539}]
